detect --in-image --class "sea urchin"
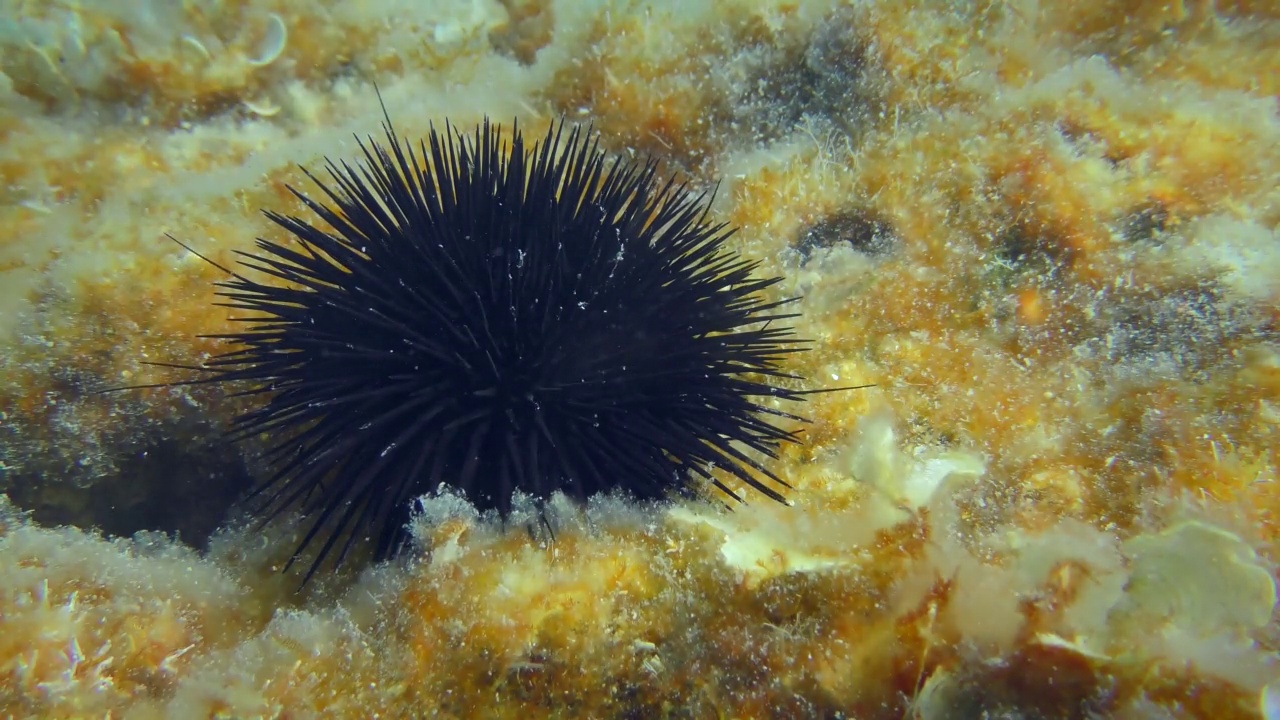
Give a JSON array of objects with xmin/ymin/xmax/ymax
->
[{"xmin": 189, "ymin": 114, "xmax": 813, "ymax": 582}]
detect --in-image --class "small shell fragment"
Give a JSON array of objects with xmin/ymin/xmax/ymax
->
[
  {"xmin": 243, "ymin": 97, "xmax": 282, "ymax": 117},
  {"xmin": 1264, "ymin": 684, "xmax": 1280, "ymax": 720},
  {"xmin": 179, "ymin": 34, "xmax": 213, "ymax": 62},
  {"xmin": 247, "ymin": 13, "xmax": 288, "ymax": 67}
]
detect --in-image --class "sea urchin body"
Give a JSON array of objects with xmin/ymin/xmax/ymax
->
[{"xmin": 201, "ymin": 116, "xmax": 810, "ymax": 581}]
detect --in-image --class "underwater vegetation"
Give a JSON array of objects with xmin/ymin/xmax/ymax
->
[{"xmin": 0, "ymin": 0, "xmax": 1278, "ymax": 718}]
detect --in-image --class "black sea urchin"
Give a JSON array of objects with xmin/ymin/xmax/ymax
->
[{"xmin": 190, "ymin": 115, "xmax": 814, "ymax": 582}]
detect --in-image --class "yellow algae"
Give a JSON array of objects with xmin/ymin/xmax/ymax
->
[
  {"xmin": 1114, "ymin": 520, "xmax": 1277, "ymax": 636},
  {"xmin": 0, "ymin": 499, "xmax": 262, "ymax": 717}
]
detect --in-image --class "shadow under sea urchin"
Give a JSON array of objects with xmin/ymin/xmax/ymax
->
[{"xmin": 171, "ymin": 113, "xmax": 819, "ymax": 584}]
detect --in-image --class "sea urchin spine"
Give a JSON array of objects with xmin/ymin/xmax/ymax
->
[{"xmin": 188, "ymin": 114, "xmax": 812, "ymax": 582}]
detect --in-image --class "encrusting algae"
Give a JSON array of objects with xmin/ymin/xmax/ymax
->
[{"xmin": 2, "ymin": 0, "xmax": 1279, "ymax": 718}]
